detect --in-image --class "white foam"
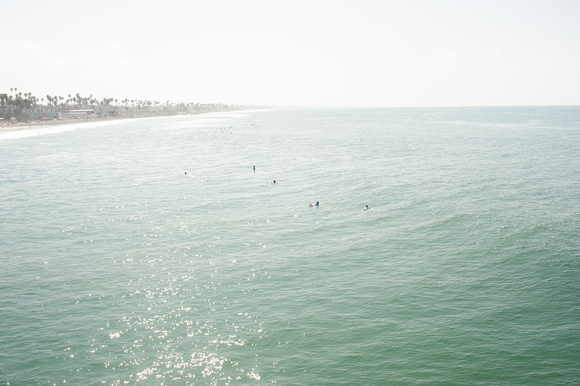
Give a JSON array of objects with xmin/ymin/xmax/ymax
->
[{"xmin": 0, "ymin": 119, "xmax": 131, "ymax": 141}]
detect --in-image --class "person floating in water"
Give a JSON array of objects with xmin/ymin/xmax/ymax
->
[
  {"xmin": 315, "ymin": 201, "xmax": 320, "ymax": 207},
  {"xmin": 253, "ymin": 165, "xmax": 255, "ymax": 173},
  {"xmin": 273, "ymin": 180, "xmax": 276, "ymax": 184},
  {"xmin": 363, "ymin": 205, "xmax": 370, "ymax": 211}
]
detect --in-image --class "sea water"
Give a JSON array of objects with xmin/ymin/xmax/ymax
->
[{"xmin": 1, "ymin": 107, "xmax": 579, "ymax": 385}]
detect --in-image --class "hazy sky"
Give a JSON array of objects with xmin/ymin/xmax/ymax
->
[{"xmin": 2, "ymin": 0, "xmax": 579, "ymax": 107}]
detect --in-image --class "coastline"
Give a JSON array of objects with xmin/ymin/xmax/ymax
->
[
  {"xmin": 0, "ymin": 106, "xmax": 276, "ymax": 135},
  {"xmin": 0, "ymin": 116, "xmax": 144, "ymax": 141},
  {"xmin": 0, "ymin": 109, "xmax": 269, "ymax": 140},
  {"xmin": 0, "ymin": 116, "xmax": 131, "ymax": 133}
]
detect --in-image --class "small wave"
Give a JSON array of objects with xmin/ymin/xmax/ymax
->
[{"xmin": 0, "ymin": 119, "xmax": 130, "ymax": 140}]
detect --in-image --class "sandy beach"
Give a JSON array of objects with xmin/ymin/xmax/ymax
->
[
  {"xmin": 0, "ymin": 116, "xmax": 142, "ymax": 140},
  {"xmin": 0, "ymin": 116, "xmax": 128, "ymax": 133},
  {"xmin": 0, "ymin": 110, "xmax": 261, "ymax": 140}
]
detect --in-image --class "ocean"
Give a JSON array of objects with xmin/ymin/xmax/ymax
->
[{"xmin": 1, "ymin": 106, "xmax": 579, "ymax": 385}]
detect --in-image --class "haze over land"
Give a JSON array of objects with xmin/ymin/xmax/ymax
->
[{"xmin": 2, "ymin": 0, "xmax": 579, "ymax": 107}]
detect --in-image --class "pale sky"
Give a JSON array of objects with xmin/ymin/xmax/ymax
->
[{"xmin": 2, "ymin": 0, "xmax": 579, "ymax": 107}]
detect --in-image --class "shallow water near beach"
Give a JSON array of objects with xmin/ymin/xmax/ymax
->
[{"xmin": 1, "ymin": 107, "xmax": 579, "ymax": 384}]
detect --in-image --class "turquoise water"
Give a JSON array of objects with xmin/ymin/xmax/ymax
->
[{"xmin": 1, "ymin": 107, "xmax": 579, "ymax": 384}]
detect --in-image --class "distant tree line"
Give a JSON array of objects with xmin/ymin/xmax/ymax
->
[{"xmin": 1, "ymin": 87, "xmax": 249, "ymax": 122}]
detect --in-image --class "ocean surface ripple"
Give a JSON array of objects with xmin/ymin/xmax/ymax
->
[{"xmin": 1, "ymin": 107, "xmax": 579, "ymax": 384}]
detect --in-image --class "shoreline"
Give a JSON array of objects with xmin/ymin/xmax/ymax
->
[
  {"xmin": 0, "ymin": 108, "xmax": 275, "ymax": 140},
  {"xmin": 0, "ymin": 107, "xmax": 276, "ymax": 134},
  {"xmin": 0, "ymin": 116, "xmax": 135, "ymax": 133},
  {"xmin": 0, "ymin": 116, "xmax": 140, "ymax": 140}
]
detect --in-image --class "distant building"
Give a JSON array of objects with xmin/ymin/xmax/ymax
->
[
  {"xmin": 26, "ymin": 111, "xmax": 63, "ymax": 121},
  {"xmin": 66, "ymin": 109, "xmax": 95, "ymax": 119}
]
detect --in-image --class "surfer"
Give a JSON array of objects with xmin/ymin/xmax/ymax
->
[
  {"xmin": 363, "ymin": 205, "xmax": 370, "ymax": 211},
  {"xmin": 315, "ymin": 201, "xmax": 320, "ymax": 207}
]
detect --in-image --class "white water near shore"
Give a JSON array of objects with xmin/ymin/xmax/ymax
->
[
  {"xmin": 0, "ymin": 109, "xmax": 267, "ymax": 141},
  {"xmin": 0, "ymin": 119, "xmax": 133, "ymax": 140}
]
